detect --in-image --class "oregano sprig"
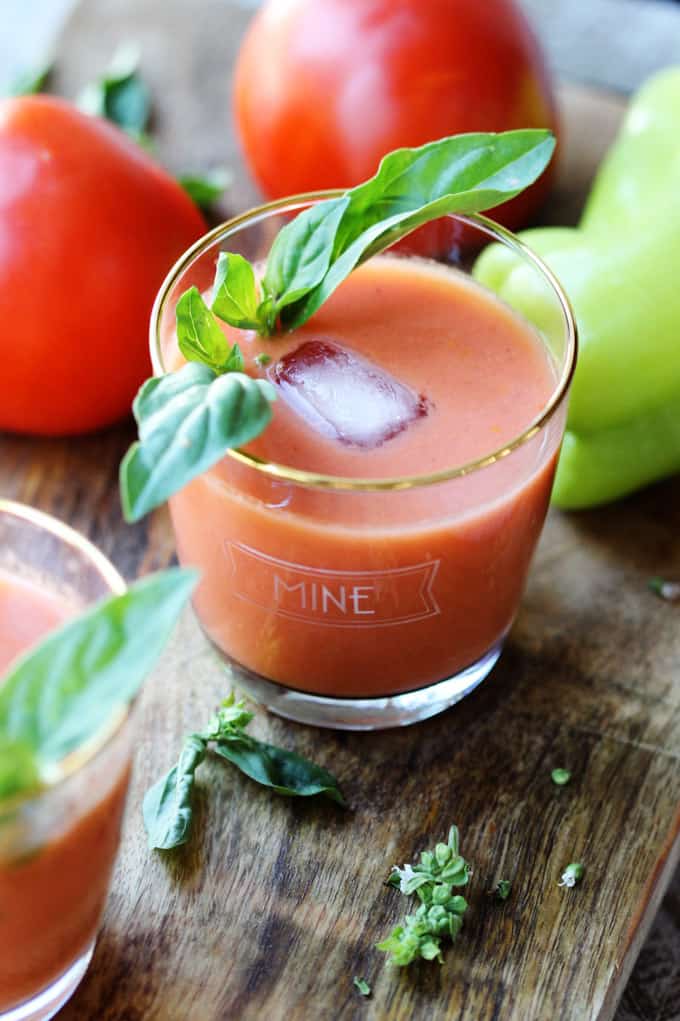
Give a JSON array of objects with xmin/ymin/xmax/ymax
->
[
  {"xmin": 143, "ymin": 692, "xmax": 345, "ymax": 851},
  {"xmin": 377, "ymin": 825, "xmax": 472, "ymax": 966},
  {"xmin": 120, "ymin": 129, "xmax": 555, "ymax": 522}
]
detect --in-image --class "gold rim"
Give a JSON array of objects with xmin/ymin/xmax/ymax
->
[
  {"xmin": 151, "ymin": 195, "xmax": 578, "ymax": 492},
  {"xmin": 0, "ymin": 501, "xmax": 128, "ymax": 807}
]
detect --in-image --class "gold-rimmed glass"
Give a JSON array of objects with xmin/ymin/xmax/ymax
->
[
  {"xmin": 151, "ymin": 198, "xmax": 577, "ymax": 730},
  {"xmin": 0, "ymin": 502, "xmax": 129, "ymax": 1021}
]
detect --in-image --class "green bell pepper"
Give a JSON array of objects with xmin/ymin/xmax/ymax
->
[{"xmin": 474, "ymin": 69, "xmax": 680, "ymax": 509}]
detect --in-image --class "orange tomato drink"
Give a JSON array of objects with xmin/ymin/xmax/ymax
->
[
  {"xmin": 0, "ymin": 503, "xmax": 128, "ymax": 1021},
  {"xmin": 154, "ymin": 203, "xmax": 576, "ymax": 729}
]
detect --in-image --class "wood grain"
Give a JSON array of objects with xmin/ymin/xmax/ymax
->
[{"xmin": 1, "ymin": 2, "xmax": 678, "ymax": 1017}]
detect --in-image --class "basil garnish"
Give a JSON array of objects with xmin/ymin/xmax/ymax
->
[
  {"xmin": 143, "ymin": 693, "xmax": 345, "ymax": 851},
  {"xmin": 120, "ymin": 128, "xmax": 555, "ymax": 523},
  {"xmin": 120, "ymin": 362, "xmax": 275, "ymax": 522},
  {"xmin": 0, "ymin": 568, "xmax": 196, "ymax": 800}
]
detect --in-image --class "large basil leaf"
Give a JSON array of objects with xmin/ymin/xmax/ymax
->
[
  {"xmin": 142, "ymin": 734, "xmax": 206, "ymax": 850},
  {"xmin": 0, "ymin": 569, "xmax": 196, "ymax": 774},
  {"xmin": 263, "ymin": 196, "xmax": 349, "ymax": 314},
  {"xmin": 214, "ymin": 734, "xmax": 346, "ymax": 805},
  {"xmin": 282, "ymin": 130, "xmax": 555, "ymax": 327},
  {"xmin": 120, "ymin": 362, "xmax": 275, "ymax": 522}
]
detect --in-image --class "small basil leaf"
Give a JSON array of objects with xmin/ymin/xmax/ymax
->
[
  {"xmin": 211, "ymin": 253, "xmax": 263, "ymax": 332},
  {"xmin": 178, "ymin": 168, "xmax": 232, "ymax": 210},
  {"xmin": 176, "ymin": 286, "xmax": 241, "ymax": 373},
  {"xmin": 214, "ymin": 734, "xmax": 345, "ymax": 805},
  {"xmin": 0, "ymin": 737, "xmax": 41, "ymax": 800},
  {"xmin": 0, "ymin": 569, "xmax": 196, "ymax": 768},
  {"xmin": 263, "ymin": 196, "xmax": 349, "ymax": 313},
  {"xmin": 281, "ymin": 130, "xmax": 555, "ymax": 328},
  {"xmin": 120, "ymin": 362, "xmax": 275, "ymax": 522},
  {"xmin": 9, "ymin": 62, "xmax": 52, "ymax": 97},
  {"xmin": 78, "ymin": 44, "xmax": 150, "ymax": 135},
  {"xmin": 143, "ymin": 734, "xmax": 206, "ymax": 850}
]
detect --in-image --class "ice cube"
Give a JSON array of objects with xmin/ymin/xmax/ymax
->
[{"xmin": 270, "ymin": 339, "xmax": 428, "ymax": 448}]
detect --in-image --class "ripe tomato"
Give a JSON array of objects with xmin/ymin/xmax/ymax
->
[
  {"xmin": 234, "ymin": 0, "xmax": 557, "ymax": 236},
  {"xmin": 0, "ymin": 96, "xmax": 206, "ymax": 436}
]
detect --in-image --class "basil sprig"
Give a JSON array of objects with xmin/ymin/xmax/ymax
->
[
  {"xmin": 0, "ymin": 569, "xmax": 196, "ymax": 801},
  {"xmin": 143, "ymin": 692, "xmax": 345, "ymax": 850},
  {"xmin": 120, "ymin": 129, "xmax": 554, "ymax": 522}
]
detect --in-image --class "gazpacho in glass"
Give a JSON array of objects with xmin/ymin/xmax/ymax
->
[{"xmin": 152, "ymin": 202, "xmax": 576, "ymax": 729}]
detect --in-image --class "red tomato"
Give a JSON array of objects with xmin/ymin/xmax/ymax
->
[
  {"xmin": 234, "ymin": 0, "xmax": 557, "ymax": 238},
  {"xmin": 0, "ymin": 96, "xmax": 206, "ymax": 436}
]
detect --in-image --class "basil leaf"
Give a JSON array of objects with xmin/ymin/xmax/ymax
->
[
  {"xmin": 120, "ymin": 362, "xmax": 275, "ymax": 522},
  {"xmin": 143, "ymin": 734, "xmax": 206, "ymax": 850},
  {"xmin": 211, "ymin": 253, "xmax": 263, "ymax": 332},
  {"xmin": 263, "ymin": 197, "xmax": 349, "ymax": 314},
  {"xmin": 78, "ymin": 44, "xmax": 150, "ymax": 135},
  {"xmin": 214, "ymin": 733, "xmax": 346, "ymax": 805},
  {"xmin": 280, "ymin": 130, "xmax": 555, "ymax": 328},
  {"xmin": 178, "ymin": 168, "xmax": 231, "ymax": 210},
  {"xmin": 0, "ymin": 737, "xmax": 41, "ymax": 800},
  {"xmin": 176, "ymin": 286, "xmax": 243, "ymax": 373},
  {"xmin": 0, "ymin": 569, "xmax": 196, "ymax": 769},
  {"xmin": 9, "ymin": 63, "xmax": 52, "ymax": 97}
]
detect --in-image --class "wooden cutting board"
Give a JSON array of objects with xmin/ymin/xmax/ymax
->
[{"xmin": 2, "ymin": 2, "xmax": 678, "ymax": 1018}]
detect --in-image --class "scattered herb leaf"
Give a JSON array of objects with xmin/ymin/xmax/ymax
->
[
  {"xmin": 143, "ymin": 734, "xmax": 206, "ymax": 850},
  {"xmin": 558, "ymin": 862, "xmax": 584, "ymax": 888},
  {"xmin": 0, "ymin": 569, "xmax": 195, "ymax": 800},
  {"xmin": 143, "ymin": 692, "xmax": 345, "ymax": 850},
  {"xmin": 648, "ymin": 577, "xmax": 680, "ymax": 602},
  {"xmin": 492, "ymin": 879, "xmax": 512, "ymax": 901},
  {"xmin": 9, "ymin": 62, "xmax": 52, "ymax": 96},
  {"xmin": 254, "ymin": 353, "xmax": 272, "ymax": 368},
  {"xmin": 353, "ymin": 977, "xmax": 371, "ymax": 997},
  {"xmin": 378, "ymin": 825, "xmax": 471, "ymax": 966},
  {"xmin": 551, "ymin": 768, "xmax": 572, "ymax": 786},
  {"xmin": 177, "ymin": 168, "xmax": 232, "ymax": 210}
]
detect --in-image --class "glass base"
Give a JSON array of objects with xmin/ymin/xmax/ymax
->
[
  {"xmin": 219, "ymin": 639, "xmax": 504, "ymax": 730},
  {"xmin": 0, "ymin": 942, "xmax": 94, "ymax": 1021}
]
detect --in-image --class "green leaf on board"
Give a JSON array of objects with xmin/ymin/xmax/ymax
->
[
  {"xmin": 353, "ymin": 977, "xmax": 371, "ymax": 997},
  {"xmin": 143, "ymin": 693, "xmax": 345, "ymax": 851},
  {"xmin": 142, "ymin": 734, "xmax": 207, "ymax": 850},
  {"xmin": 214, "ymin": 734, "xmax": 346, "ymax": 804}
]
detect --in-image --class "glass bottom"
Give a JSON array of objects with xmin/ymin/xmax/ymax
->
[
  {"xmin": 0, "ymin": 942, "xmax": 94, "ymax": 1021},
  {"xmin": 217, "ymin": 638, "xmax": 504, "ymax": 730}
]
